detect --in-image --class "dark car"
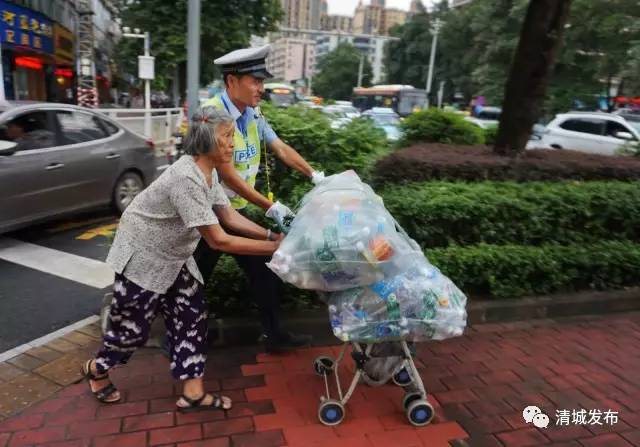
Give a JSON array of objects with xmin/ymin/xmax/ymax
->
[{"xmin": 0, "ymin": 102, "xmax": 156, "ymax": 233}]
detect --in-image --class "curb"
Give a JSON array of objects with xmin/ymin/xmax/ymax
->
[
  {"xmin": 206, "ymin": 287, "xmax": 640, "ymax": 344},
  {"xmin": 467, "ymin": 287, "xmax": 640, "ymax": 324}
]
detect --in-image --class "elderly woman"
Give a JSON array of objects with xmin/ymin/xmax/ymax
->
[{"xmin": 81, "ymin": 107, "xmax": 281, "ymax": 412}]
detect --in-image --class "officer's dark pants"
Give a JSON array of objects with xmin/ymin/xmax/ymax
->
[{"xmin": 193, "ymin": 222, "xmax": 282, "ymax": 338}]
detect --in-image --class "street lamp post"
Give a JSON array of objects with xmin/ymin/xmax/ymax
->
[
  {"xmin": 186, "ymin": 0, "xmax": 201, "ymax": 121},
  {"xmin": 425, "ymin": 18, "xmax": 443, "ymax": 109},
  {"xmin": 122, "ymin": 27, "xmax": 153, "ymax": 137}
]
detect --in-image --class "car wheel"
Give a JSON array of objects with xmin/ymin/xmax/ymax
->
[{"xmin": 112, "ymin": 171, "xmax": 143, "ymax": 214}]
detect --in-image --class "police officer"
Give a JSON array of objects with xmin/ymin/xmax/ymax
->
[{"xmin": 194, "ymin": 45, "xmax": 324, "ymax": 352}]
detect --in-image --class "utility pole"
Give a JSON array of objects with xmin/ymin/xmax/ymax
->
[
  {"xmin": 123, "ymin": 27, "xmax": 153, "ymax": 137},
  {"xmin": 143, "ymin": 32, "xmax": 151, "ymax": 137},
  {"xmin": 144, "ymin": 33, "xmax": 151, "ymax": 105},
  {"xmin": 357, "ymin": 53, "xmax": 364, "ymax": 87},
  {"xmin": 425, "ymin": 18, "xmax": 442, "ymax": 109},
  {"xmin": 301, "ymin": 41, "xmax": 307, "ymax": 94},
  {"xmin": 187, "ymin": 0, "xmax": 201, "ymax": 120},
  {"xmin": 437, "ymin": 80, "xmax": 445, "ymax": 108}
]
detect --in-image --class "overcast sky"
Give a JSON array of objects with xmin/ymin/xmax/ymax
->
[{"xmin": 326, "ymin": 0, "xmax": 434, "ymax": 15}]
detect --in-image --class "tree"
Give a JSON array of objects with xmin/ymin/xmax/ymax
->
[
  {"xmin": 313, "ymin": 43, "xmax": 373, "ymax": 100},
  {"xmin": 385, "ymin": 0, "xmax": 527, "ymax": 104},
  {"xmin": 621, "ymin": 41, "xmax": 640, "ymax": 94},
  {"xmin": 383, "ymin": 0, "xmax": 639, "ymax": 118},
  {"xmin": 550, "ymin": 0, "xmax": 640, "ymax": 111},
  {"xmin": 384, "ymin": 10, "xmax": 433, "ymax": 88},
  {"xmin": 113, "ymin": 0, "xmax": 282, "ymax": 98},
  {"xmin": 494, "ymin": 0, "xmax": 573, "ymax": 156}
]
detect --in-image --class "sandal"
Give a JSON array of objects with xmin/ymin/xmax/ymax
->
[
  {"xmin": 80, "ymin": 360, "xmax": 121, "ymax": 404},
  {"xmin": 176, "ymin": 393, "xmax": 232, "ymax": 413}
]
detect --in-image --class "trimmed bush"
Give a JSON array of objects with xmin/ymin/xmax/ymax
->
[
  {"xmin": 399, "ymin": 108, "xmax": 485, "ymax": 146},
  {"xmin": 259, "ymin": 104, "xmax": 390, "ymax": 206},
  {"xmin": 204, "ymin": 254, "xmax": 319, "ymax": 317},
  {"xmin": 373, "ymin": 144, "xmax": 640, "ymax": 184},
  {"xmin": 483, "ymin": 125, "xmax": 498, "ymax": 146},
  {"xmin": 381, "ymin": 181, "xmax": 640, "ymax": 248},
  {"xmin": 427, "ymin": 241, "xmax": 640, "ymax": 299}
]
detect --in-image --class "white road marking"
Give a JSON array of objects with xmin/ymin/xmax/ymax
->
[
  {"xmin": 0, "ymin": 237, "xmax": 113, "ymax": 289},
  {"xmin": 156, "ymin": 164, "xmax": 169, "ymax": 172},
  {"xmin": 0, "ymin": 315, "xmax": 100, "ymax": 363}
]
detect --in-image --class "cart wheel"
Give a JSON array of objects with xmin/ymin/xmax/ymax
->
[
  {"xmin": 318, "ymin": 399, "xmax": 345, "ymax": 426},
  {"xmin": 392, "ymin": 367, "xmax": 413, "ymax": 386},
  {"xmin": 406, "ymin": 399, "xmax": 435, "ymax": 427},
  {"xmin": 403, "ymin": 391, "xmax": 424, "ymax": 410},
  {"xmin": 313, "ymin": 356, "xmax": 334, "ymax": 376}
]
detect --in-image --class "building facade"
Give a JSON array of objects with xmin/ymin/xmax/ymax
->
[
  {"xmin": 353, "ymin": 2, "xmax": 383, "ymax": 35},
  {"xmin": 0, "ymin": 0, "xmax": 77, "ymax": 101},
  {"xmin": 320, "ymin": 14, "xmax": 353, "ymax": 33},
  {"xmin": 0, "ymin": 0, "xmax": 119, "ymax": 103},
  {"xmin": 409, "ymin": 0, "xmax": 424, "ymax": 16},
  {"xmin": 381, "ymin": 8, "xmax": 407, "ymax": 34},
  {"xmin": 315, "ymin": 33, "xmax": 389, "ymax": 84},
  {"xmin": 90, "ymin": 0, "xmax": 119, "ymax": 103},
  {"xmin": 280, "ymin": 0, "xmax": 322, "ymax": 30},
  {"xmin": 266, "ymin": 37, "xmax": 316, "ymax": 84},
  {"xmin": 353, "ymin": 1, "xmax": 407, "ymax": 36}
]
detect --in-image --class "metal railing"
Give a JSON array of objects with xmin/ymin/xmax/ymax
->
[{"xmin": 96, "ymin": 107, "xmax": 184, "ymax": 155}]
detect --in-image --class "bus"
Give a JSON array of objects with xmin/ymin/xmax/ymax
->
[
  {"xmin": 352, "ymin": 85, "xmax": 427, "ymax": 117},
  {"xmin": 263, "ymin": 83, "xmax": 297, "ymax": 108}
]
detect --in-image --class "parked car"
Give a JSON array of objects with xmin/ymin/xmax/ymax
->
[
  {"xmin": 335, "ymin": 104, "xmax": 361, "ymax": 120},
  {"xmin": 0, "ymin": 102, "xmax": 156, "ymax": 234},
  {"xmin": 614, "ymin": 109, "xmax": 640, "ymax": 133},
  {"xmin": 322, "ymin": 106, "xmax": 352, "ymax": 129},
  {"xmin": 464, "ymin": 106, "xmax": 502, "ymax": 129},
  {"xmin": 537, "ymin": 112, "xmax": 640, "ymax": 155},
  {"xmin": 362, "ymin": 107, "xmax": 402, "ymax": 142},
  {"xmin": 322, "ymin": 104, "xmax": 360, "ymax": 128}
]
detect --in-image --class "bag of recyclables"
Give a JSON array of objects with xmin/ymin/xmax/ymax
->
[{"xmin": 266, "ymin": 170, "xmax": 467, "ymax": 342}]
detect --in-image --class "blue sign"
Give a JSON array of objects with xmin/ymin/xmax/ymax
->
[
  {"xmin": 0, "ymin": 1, "xmax": 54, "ymax": 55},
  {"xmin": 234, "ymin": 144, "xmax": 258, "ymax": 163}
]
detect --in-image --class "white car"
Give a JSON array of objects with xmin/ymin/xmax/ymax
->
[
  {"xmin": 362, "ymin": 108, "xmax": 402, "ymax": 142},
  {"xmin": 322, "ymin": 106, "xmax": 353, "ymax": 129},
  {"xmin": 464, "ymin": 107, "xmax": 502, "ymax": 129},
  {"xmin": 538, "ymin": 112, "xmax": 640, "ymax": 155}
]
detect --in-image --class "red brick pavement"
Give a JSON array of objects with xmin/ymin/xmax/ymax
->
[{"xmin": 0, "ymin": 313, "xmax": 639, "ymax": 446}]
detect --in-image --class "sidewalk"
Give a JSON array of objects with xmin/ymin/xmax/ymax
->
[{"xmin": 0, "ymin": 312, "xmax": 639, "ymax": 446}]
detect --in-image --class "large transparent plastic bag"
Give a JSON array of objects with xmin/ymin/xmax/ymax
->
[
  {"xmin": 267, "ymin": 171, "xmax": 425, "ymax": 291},
  {"xmin": 327, "ymin": 258, "xmax": 467, "ymax": 343}
]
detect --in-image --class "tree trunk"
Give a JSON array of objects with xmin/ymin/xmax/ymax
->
[{"xmin": 493, "ymin": 0, "xmax": 572, "ymax": 156}]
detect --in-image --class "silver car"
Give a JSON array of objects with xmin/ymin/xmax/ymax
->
[{"xmin": 0, "ymin": 102, "xmax": 156, "ymax": 233}]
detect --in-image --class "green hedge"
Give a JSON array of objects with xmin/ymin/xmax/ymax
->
[
  {"xmin": 381, "ymin": 181, "xmax": 640, "ymax": 248},
  {"xmin": 483, "ymin": 125, "xmax": 498, "ymax": 146},
  {"xmin": 200, "ymin": 105, "xmax": 640, "ymax": 310},
  {"xmin": 427, "ymin": 241, "xmax": 640, "ymax": 299},
  {"xmin": 399, "ymin": 108, "xmax": 485, "ymax": 146},
  {"xmin": 204, "ymin": 254, "xmax": 320, "ymax": 316},
  {"xmin": 259, "ymin": 104, "xmax": 390, "ymax": 206},
  {"xmin": 205, "ymin": 239, "xmax": 640, "ymax": 312}
]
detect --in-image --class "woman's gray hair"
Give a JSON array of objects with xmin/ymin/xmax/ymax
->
[{"xmin": 182, "ymin": 106, "xmax": 234, "ymax": 156}]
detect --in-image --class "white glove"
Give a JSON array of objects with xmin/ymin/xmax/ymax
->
[
  {"xmin": 265, "ymin": 201, "xmax": 294, "ymax": 221},
  {"xmin": 311, "ymin": 170, "xmax": 325, "ymax": 185}
]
